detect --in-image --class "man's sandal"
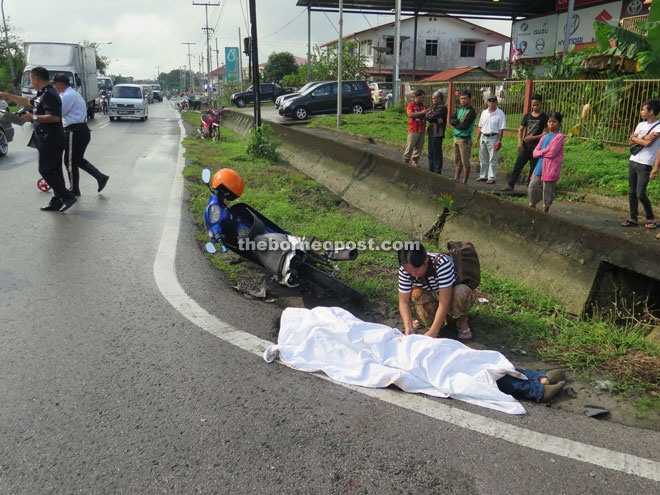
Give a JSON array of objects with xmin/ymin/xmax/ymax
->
[
  {"xmin": 457, "ymin": 327, "xmax": 472, "ymax": 340},
  {"xmin": 644, "ymin": 221, "xmax": 660, "ymax": 229},
  {"xmin": 620, "ymin": 220, "xmax": 639, "ymax": 227}
]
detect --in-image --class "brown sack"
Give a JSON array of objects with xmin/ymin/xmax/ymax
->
[{"xmin": 447, "ymin": 241, "xmax": 481, "ymax": 290}]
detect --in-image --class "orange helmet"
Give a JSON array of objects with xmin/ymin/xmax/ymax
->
[{"xmin": 211, "ymin": 168, "xmax": 244, "ymax": 201}]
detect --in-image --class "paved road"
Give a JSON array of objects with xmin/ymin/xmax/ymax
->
[{"xmin": 1, "ymin": 103, "xmax": 659, "ymax": 494}]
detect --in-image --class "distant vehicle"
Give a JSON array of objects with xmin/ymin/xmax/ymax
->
[
  {"xmin": 0, "ymin": 101, "xmax": 15, "ymax": 157},
  {"xmin": 230, "ymin": 82, "xmax": 292, "ymax": 108},
  {"xmin": 279, "ymin": 80, "xmax": 373, "ymax": 121},
  {"xmin": 97, "ymin": 76, "xmax": 114, "ymax": 91},
  {"xmin": 481, "ymin": 85, "xmax": 506, "ymax": 105},
  {"xmin": 275, "ymin": 81, "xmax": 326, "ymax": 109},
  {"xmin": 369, "ymin": 82, "xmax": 393, "ymax": 109},
  {"xmin": 141, "ymin": 84, "xmax": 154, "ymax": 104},
  {"xmin": 150, "ymin": 84, "xmax": 162, "ymax": 102},
  {"xmin": 21, "ymin": 42, "xmax": 98, "ymax": 118},
  {"xmin": 108, "ymin": 84, "xmax": 149, "ymax": 121}
]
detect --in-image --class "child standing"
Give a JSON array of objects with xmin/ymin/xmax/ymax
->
[{"xmin": 528, "ymin": 112, "xmax": 564, "ymax": 213}]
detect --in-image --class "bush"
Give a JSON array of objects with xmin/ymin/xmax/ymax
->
[{"xmin": 246, "ymin": 124, "xmax": 281, "ymax": 163}]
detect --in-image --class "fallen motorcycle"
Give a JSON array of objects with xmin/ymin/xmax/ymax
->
[
  {"xmin": 201, "ymin": 168, "xmax": 362, "ymax": 301},
  {"xmin": 198, "ymin": 107, "xmax": 229, "ymax": 141}
]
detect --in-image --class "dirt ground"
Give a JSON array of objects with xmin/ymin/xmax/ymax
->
[{"xmin": 217, "ymin": 253, "xmax": 660, "ymax": 432}]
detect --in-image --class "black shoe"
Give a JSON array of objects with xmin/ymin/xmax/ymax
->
[
  {"xmin": 71, "ymin": 189, "xmax": 81, "ymax": 197},
  {"xmin": 59, "ymin": 197, "xmax": 77, "ymax": 212},
  {"xmin": 97, "ymin": 175, "xmax": 109, "ymax": 193},
  {"xmin": 41, "ymin": 202, "xmax": 62, "ymax": 211}
]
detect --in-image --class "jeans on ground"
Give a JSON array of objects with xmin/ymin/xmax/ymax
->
[
  {"xmin": 628, "ymin": 160, "xmax": 654, "ymax": 221},
  {"xmin": 478, "ymin": 134, "xmax": 499, "ymax": 180},
  {"xmin": 428, "ymin": 136, "xmax": 444, "ymax": 174},
  {"xmin": 497, "ymin": 368, "xmax": 545, "ymax": 402},
  {"xmin": 508, "ymin": 144, "xmax": 538, "ymax": 187}
]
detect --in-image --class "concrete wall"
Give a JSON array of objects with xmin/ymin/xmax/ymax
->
[{"xmin": 222, "ymin": 112, "xmax": 660, "ymax": 315}]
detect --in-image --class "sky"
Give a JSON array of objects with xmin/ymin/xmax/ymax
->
[{"xmin": 4, "ymin": 0, "xmax": 511, "ymax": 80}]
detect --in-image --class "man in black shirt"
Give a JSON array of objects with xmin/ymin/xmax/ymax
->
[
  {"xmin": 502, "ymin": 94, "xmax": 548, "ymax": 191},
  {"xmin": 0, "ymin": 66, "xmax": 76, "ymax": 212}
]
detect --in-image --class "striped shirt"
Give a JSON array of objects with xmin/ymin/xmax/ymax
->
[{"xmin": 398, "ymin": 253, "xmax": 456, "ymax": 293}]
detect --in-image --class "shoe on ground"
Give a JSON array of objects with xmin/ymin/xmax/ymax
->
[
  {"xmin": 486, "ymin": 179, "xmax": 496, "ymax": 184},
  {"xmin": 475, "ymin": 177, "xmax": 486, "ymax": 182},
  {"xmin": 70, "ymin": 189, "xmax": 81, "ymax": 197},
  {"xmin": 59, "ymin": 197, "xmax": 77, "ymax": 212},
  {"xmin": 41, "ymin": 202, "xmax": 62, "ymax": 212},
  {"xmin": 97, "ymin": 175, "xmax": 109, "ymax": 193},
  {"xmin": 500, "ymin": 185, "xmax": 514, "ymax": 191},
  {"xmin": 541, "ymin": 381, "xmax": 566, "ymax": 403}
]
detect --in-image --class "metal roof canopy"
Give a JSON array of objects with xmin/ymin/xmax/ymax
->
[{"xmin": 295, "ymin": 0, "xmax": 556, "ymax": 18}]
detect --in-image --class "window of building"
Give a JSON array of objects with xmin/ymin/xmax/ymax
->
[
  {"xmin": 367, "ymin": 39, "xmax": 373, "ymax": 56},
  {"xmin": 425, "ymin": 39, "xmax": 438, "ymax": 56},
  {"xmin": 386, "ymin": 38, "xmax": 394, "ymax": 54},
  {"xmin": 460, "ymin": 41, "xmax": 476, "ymax": 58}
]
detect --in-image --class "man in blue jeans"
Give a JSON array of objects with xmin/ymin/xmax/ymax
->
[{"xmin": 621, "ymin": 99, "xmax": 660, "ymax": 229}]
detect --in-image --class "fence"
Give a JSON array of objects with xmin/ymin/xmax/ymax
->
[{"xmin": 412, "ymin": 79, "xmax": 660, "ymax": 145}]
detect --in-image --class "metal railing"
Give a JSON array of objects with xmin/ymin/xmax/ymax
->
[
  {"xmin": 620, "ymin": 15, "xmax": 648, "ymax": 35},
  {"xmin": 409, "ymin": 78, "xmax": 660, "ymax": 145}
]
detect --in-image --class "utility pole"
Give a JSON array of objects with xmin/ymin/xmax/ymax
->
[
  {"xmin": 182, "ymin": 42, "xmax": 195, "ymax": 91},
  {"xmin": 337, "ymin": 0, "xmax": 343, "ymax": 128},
  {"xmin": 193, "ymin": 1, "xmax": 219, "ymax": 88},
  {"xmin": 1, "ymin": 0, "xmax": 16, "ymax": 92},
  {"xmin": 238, "ymin": 27, "xmax": 244, "ymax": 91},
  {"xmin": 249, "ymin": 0, "xmax": 261, "ymax": 127},
  {"xmin": 215, "ymin": 38, "xmax": 220, "ymax": 85}
]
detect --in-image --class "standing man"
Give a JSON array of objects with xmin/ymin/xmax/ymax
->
[
  {"xmin": 0, "ymin": 67, "xmax": 76, "ymax": 212},
  {"xmin": 426, "ymin": 90, "xmax": 447, "ymax": 174},
  {"xmin": 53, "ymin": 73, "xmax": 109, "ymax": 197},
  {"xmin": 475, "ymin": 96, "xmax": 506, "ymax": 184},
  {"xmin": 450, "ymin": 91, "xmax": 477, "ymax": 184},
  {"xmin": 402, "ymin": 89, "xmax": 429, "ymax": 167},
  {"xmin": 621, "ymin": 99, "xmax": 660, "ymax": 228}
]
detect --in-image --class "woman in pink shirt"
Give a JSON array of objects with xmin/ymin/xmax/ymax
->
[{"xmin": 528, "ymin": 112, "xmax": 564, "ymax": 213}]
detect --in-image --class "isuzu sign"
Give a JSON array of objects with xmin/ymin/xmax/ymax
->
[{"xmin": 512, "ymin": 15, "xmax": 558, "ymax": 59}]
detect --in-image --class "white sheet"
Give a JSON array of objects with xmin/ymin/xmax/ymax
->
[{"xmin": 264, "ymin": 306, "xmax": 527, "ymax": 415}]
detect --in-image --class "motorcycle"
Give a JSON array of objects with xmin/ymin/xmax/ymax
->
[
  {"xmin": 99, "ymin": 93, "xmax": 109, "ymax": 115},
  {"xmin": 198, "ymin": 107, "xmax": 228, "ymax": 141},
  {"xmin": 176, "ymin": 99, "xmax": 190, "ymax": 112},
  {"xmin": 201, "ymin": 168, "xmax": 362, "ymax": 301}
]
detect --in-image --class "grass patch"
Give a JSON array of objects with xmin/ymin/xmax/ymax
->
[
  {"xmin": 305, "ymin": 112, "xmax": 659, "ymax": 202},
  {"xmin": 181, "ymin": 122, "xmax": 660, "ymax": 401}
]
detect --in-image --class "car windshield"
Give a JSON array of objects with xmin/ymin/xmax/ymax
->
[
  {"xmin": 300, "ymin": 83, "xmax": 324, "ymax": 96},
  {"xmin": 378, "ymin": 83, "xmax": 393, "ymax": 90},
  {"xmin": 22, "ymin": 70, "xmax": 74, "ymax": 89},
  {"xmin": 113, "ymin": 86, "xmax": 142, "ymax": 99},
  {"xmin": 151, "ymin": 85, "xmax": 160, "ymax": 90}
]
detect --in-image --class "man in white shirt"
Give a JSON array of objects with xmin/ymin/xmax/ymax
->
[
  {"xmin": 621, "ymin": 99, "xmax": 660, "ymax": 228},
  {"xmin": 53, "ymin": 73, "xmax": 109, "ymax": 196},
  {"xmin": 474, "ymin": 96, "xmax": 506, "ymax": 184}
]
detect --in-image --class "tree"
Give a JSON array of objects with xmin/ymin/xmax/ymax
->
[
  {"xmin": 281, "ymin": 41, "xmax": 366, "ymax": 88},
  {"xmin": 0, "ymin": 18, "xmax": 24, "ymax": 91},
  {"xmin": 82, "ymin": 41, "xmax": 109, "ymax": 74},
  {"xmin": 262, "ymin": 52, "xmax": 298, "ymax": 84}
]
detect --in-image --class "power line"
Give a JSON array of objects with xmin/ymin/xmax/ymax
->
[{"xmin": 262, "ymin": 8, "xmax": 307, "ymax": 39}]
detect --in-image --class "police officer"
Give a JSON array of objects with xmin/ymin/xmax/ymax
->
[
  {"xmin": 0, "ymin": 66, "xmax": 76, "ymax": 212},
  {"xmin": 53, "ymin": 73, "xmax": 109, "ymax": 196}
]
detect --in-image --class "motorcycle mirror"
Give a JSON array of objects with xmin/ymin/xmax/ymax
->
[
  {"xmin": 205, "ymin": 242, "xmax": 217, "ymax": 254},
  {"xmin": 202, "ymin": 168, "xmax": 211, "ymax": 184}
]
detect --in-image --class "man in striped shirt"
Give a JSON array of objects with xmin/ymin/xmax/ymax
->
[{"xmin": 398, "ymin": 243, "xmax": 475, "ymax": 339}]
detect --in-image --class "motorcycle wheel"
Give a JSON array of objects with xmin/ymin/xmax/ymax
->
[
  {"xmin": 212, "ymin": 127, "xmax": 220, "ymax": 142},
  {"xmin": 296, "ymin": 262, "xmax": 363, "ymax": 302}
]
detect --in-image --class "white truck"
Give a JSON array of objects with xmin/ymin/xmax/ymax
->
[{"xmin": 21, "ymin": 42, "xmax": 98, "ymax": 119}]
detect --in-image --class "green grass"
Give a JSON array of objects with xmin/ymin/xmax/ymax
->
[
  {"xmin": 305, "ymin": 112, "xmax": 660, "ymax": 202},
  {"xmin": 181, "ymin": 121, "xmax": 660, "ymax": 402}
]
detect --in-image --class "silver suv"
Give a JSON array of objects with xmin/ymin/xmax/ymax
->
[{"xmin": 369, "ymin": 82, "xmax": 392, "ymax": 108}]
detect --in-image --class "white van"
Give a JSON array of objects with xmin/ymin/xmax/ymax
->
[{"xmin": 108, "ymin": 84, "xmax": 148, "ymax": 121}]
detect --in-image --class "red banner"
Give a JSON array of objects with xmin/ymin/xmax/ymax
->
[{"xmin": 555, "ymin": 0, "xmax": 602, "ymax": 10}]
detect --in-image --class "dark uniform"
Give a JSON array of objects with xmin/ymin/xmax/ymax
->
[{"xmin": 31, "ymin": 84, "xmax": 75, "ymax": 208}]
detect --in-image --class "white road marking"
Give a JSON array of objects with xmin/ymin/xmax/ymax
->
[
  {"xmin": 97, "ymin": 122, "xmax": 111, "ymax": 129},
  {"xmin": 153, "ymin": 119, "xmax": 660, "ymax": 484}
]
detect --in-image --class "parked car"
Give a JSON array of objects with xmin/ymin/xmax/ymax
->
[
  {"xmin": 141, "ymin": 84, "xmax": 154, "ymax": 104},
  {"xmin": 279, "ymin": 80, "xmax": 373, "ymax": 121},
  {"xmin": 109, "ymin": 84, "xmax": 149, "ymax": 121},
  {"xmin": 0, "ymin": 101, "xmax": 15, "ymax": 157},
  {"xmin": 230, "ymin": 82, "xmax": 292, "ymax": 108},
  {"xmin": 275, "ymin": 81, "xmax": 327, "ymax": 109},
  {"xmin": 369, "ymin": 82, "xmax": 393, "ymax": 108}
]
